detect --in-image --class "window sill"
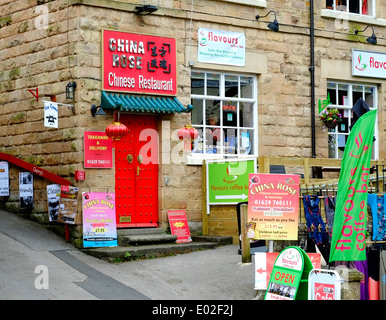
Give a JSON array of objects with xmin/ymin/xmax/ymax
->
[
  {"xmin": 186, "ymin": 154, "xmax": 255, "ymax": 165},
  {"xmin": 217, "ymin": 0, "xmax": 267, "ymax": 8},
  {"xmin": 321, "ymin": 9, "xmax": 386, "ymax": 27}
]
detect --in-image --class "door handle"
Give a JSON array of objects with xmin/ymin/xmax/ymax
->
[
  {"xmin": 127, "ymin": 154, "xmax": 133, "ymax": 163},
  {"xmin": 137, "ymin": 166, "xmax": 140, "ymax": 176}
]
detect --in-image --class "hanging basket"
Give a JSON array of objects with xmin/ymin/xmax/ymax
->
[{"xmin": 324, "ymin": 120, "xmax": 341, "ymax": 128}]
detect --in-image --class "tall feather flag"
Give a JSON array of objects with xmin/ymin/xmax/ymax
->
[{"xmin": 329, "ymin": 110, "xmax": 377, "ymax": 262}]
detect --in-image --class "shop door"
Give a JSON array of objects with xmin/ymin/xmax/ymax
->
[{"xmin": 115, "ymin": 114, "xmax": 159, "ymax": 228}]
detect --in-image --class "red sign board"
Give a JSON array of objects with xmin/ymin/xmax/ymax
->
[
  {"xmin": 168, "ymin": 210, "xmax": 192, "ymax": 243},
  {"xmin": 102, "ymin": 29, "xmax": 177, "ymax": 96},
  {"xmin": 84, "ymin": 131, "xmax": 113, "ymax": 168}
]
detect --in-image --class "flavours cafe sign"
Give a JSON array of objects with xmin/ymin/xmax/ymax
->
[
  {"xmin": 352, "ymin": 49, "xmax": 386, "ymax": 79},
  {"xmin": 102, "ymin": 30, "xmax": 177, "ymax": 95}
]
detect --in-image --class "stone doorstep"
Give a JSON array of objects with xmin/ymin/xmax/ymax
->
[
  {"xmin": 81, "ymin": 234, "xmax": 234, "ymax": 262},
  {"xmin": 82, "ymin": 241, "xmax": 220, "ymax": 262}
]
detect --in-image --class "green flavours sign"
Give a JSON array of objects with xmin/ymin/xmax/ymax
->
[
  {"xmin": 265, "ymin": 246, "xmax": 314, "ymax": 300},
  {"xmin": 206, "ymin": 159, "xmax": 256, "ymax": 213}
]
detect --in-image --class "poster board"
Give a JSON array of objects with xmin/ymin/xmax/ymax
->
[
  {"xmin": 82, "ymin": 192, "xmax": 117, "ymax": 248},
  {"xmin": 58, "ymin": 186, "xmax": 79, "ymax": 224},
  {"xmin": 168, "ymin": 210, "xmax": 192, "ymax": 243},
  {"xmin": 0, "ymin": 161, "xmax": 9, "ymax": 196},
  {"xmin": 308, "ymin": 269, "xmax": 342, "ymax": 300},
  {"xmin": 19, "ymin": 172, "xmax": 33, "ymax": 209},
  {"xmin": 206, "ymin": 159, "xmax": 256, "ymax": 214},
  {"xmin": 248, "ymin": 173, "xmax": 299, "ymax": 240},
  {"xmin": 47, "ymin": 184, "xmax": 61, "ymax": 222}
]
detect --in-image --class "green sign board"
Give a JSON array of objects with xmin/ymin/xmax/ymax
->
[
  {"xmin": 265, "ymin": 246, "xmax": 314, "ymax": 300},
  {"xmin": 206, "ymin": 159, "xmax": 256, "ymax": 213}
]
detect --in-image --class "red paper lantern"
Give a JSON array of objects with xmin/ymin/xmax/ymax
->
[
  {"xmin": 178, "ymin": 125, "xmax": 199, "ymax": 150},
  {"xmin": 105, "ymin": 121, "xmax": 129, "ymax": 141}
]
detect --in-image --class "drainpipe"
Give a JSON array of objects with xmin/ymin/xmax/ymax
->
[
  {"xmin": 310, "ymin": 0, "xmax": 316, "ymax": 160},
  {"xmin": 309, "ymin": 0, "xmax": 317, "ymax": 179}
]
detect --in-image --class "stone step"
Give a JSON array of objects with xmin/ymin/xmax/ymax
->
[
  {"xmin": 82, "ymin": 241, "xmax": 220, "ymax": 262},
  {"xmin": 118, "ymin": 233, "xmax": 177, "ymax": 246},
  {"xmin": 117, "ymin": 227, "xmax": 166, "ymax": 236}
]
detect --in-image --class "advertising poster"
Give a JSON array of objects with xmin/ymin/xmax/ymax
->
[
  {"xmin": 0, "ymin": 161, "xmax": 9, "ymax": 196},
  {"xmin": 308, "ymin": 269, "xmax": 342, "ymax": 300},
  {"xmin": 44, "ymin": 101, "xmax": 59, "ymax": 128},
  {"xmin": 84, "ymin": 131, "xmax": 113, "ymax": 168},
  {"xmin": 102, "ymin": 30, "xmax": 177, "ymax": 95},
  {"xmin": 47, "ymin": 184, "xmax": 61, "ymax": 222},
  {"xmin": 352, "ymin": 49, "xmax": 386, "ymax": 79},
  {"xmin": 247, "ymin": 173, "xmax": 299, "ymax": 240},
  {"xmin": 168, "ymin": 210, "xmax": 192, "ymax": 243},
  {"xmin": 19, "ymin": 172, "xmax": 33, "ymax": 208},
  {"xmin": 198, "ymin": 28, "xmax": 245, "ymax": 66},
  {"xmin": 82, "ymin": 192, "xmax": 117, "ymax": 248},
  {"xmin": 58, "ymin": 186, "xmax": 79, "ymax": 224}
]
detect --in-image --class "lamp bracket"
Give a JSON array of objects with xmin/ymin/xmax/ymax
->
[{"xmin": 27, "ymin": 88, "xmax": 39, "ymax": 102}]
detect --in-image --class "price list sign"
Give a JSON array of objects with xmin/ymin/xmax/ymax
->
[{"xmin": 247, "ymin": 174, "xmax": 299, "ymax": 240}]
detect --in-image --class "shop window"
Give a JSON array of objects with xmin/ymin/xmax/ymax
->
[
  {"xmin": 191, "ymin": 71, "xmax": 257, "ymax": 157},
  {"xmin": 326, "ymin": 81, "xmax": 378, "ymax": 159},
  {"xmin": 326, "ymin": 0, "xmax": 375, "ymax": 17}
]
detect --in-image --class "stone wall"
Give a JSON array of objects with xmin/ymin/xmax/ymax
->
[{"xmin": 1, "ymin": 0, "xmax": 386, "ymax": 238}]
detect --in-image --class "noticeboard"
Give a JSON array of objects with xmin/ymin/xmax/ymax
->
[
  {"xmin": 265, "ymin": 246, "xmax": 314, "ymax": 300},
  {"xmin": 206, "ymin": 159, "xmax": 256, "ymax": 214}
]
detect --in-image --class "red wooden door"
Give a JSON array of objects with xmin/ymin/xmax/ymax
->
[{"xmin": 115, "ymin": 114, "xmax": 158, "ymax": 227}]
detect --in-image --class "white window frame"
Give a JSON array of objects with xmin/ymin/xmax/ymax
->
[
  {"xmin": 326, "ymin": 0, "xmax": 376, "ymax": 17},
  {"xmin": 189, "ymin": 70, "xmax": 258, "ymax": 163},
  {"xmin": 325, "ymin": 81, "xmax": 378, "ymax": 160}
]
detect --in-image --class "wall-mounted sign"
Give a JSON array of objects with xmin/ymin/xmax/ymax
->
[
  {"xmin": 168, "ymin": 210, "xmax": 192, "ymax": 243},
  {"xmin": 198, "ymin": 28, "xmax": 245, "ymax": 66},
  {"xmin": 84, "ymin": 131, "xmax": 113, "ymax": 168},
  {"xmin": 247, "ymin": 174, "xmax": 299, "ymax": 241},
  {"xmin": 47, "ymin": 184, "xmax": 60, "ymax": 222},
  {"xmin": 19, "ymin": 172, "xmax": 33, "ymax": 208},
  {"xmin": 0, "ymin": 161, "xmax": 9, "ymax": 196},
  {"xmin": 102, "ymin": 29, "xmax": 177, "ymax": 95},
  {"xmin": 44, "ymin": 101, "xmax": 58, "ymax": 128},
  {"xmin": 206, "ymin": 159, "xmax": 256, "ymax": 213},
  {"xmin": 352, "ymin": 49, "xmax": 386, "ymax": 79},
  {"xmin": 82, "ymin": 192, "xmax": 117, "ymax": 248}
]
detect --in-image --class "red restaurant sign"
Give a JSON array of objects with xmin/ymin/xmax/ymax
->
[{"xmin": 102, "ymin": 29, "xmax": 177, "ymax": 95}]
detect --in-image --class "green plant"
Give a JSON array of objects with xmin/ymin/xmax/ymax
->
[{"xmin": 319, "ymin": 108, "xmax": 342, "ymax": 124}]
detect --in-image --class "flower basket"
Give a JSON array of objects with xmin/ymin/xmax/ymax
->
[
  {"xmin": 319, "ymin": 108, "xmax": 342, "ymax": 129},
  {"xmin": 325, "ymin": 119, "xmax": 341, "ymax": 128}
]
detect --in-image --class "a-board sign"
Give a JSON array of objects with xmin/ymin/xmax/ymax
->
[
  {"xmin": 168, "ymin": 210, "xmax": 192, "ymax": 243},
  {"xmin": 265, "ymin": 246, "xmax": 314, "ymax": 300},
  {"xmin": 206, "ymin": 159, "xmax": 256, "ymax": 213},
  {"xmin": 308, "ymin": 269, "xmax": 343, "ymax": 300}
]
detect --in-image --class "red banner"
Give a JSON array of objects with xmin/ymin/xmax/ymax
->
[{"xmin": 102, "ymin": 30, "xmax": 177, "ymax": 96}]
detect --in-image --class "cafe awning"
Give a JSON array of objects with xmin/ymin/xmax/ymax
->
[{"xmin": 101, "ymin": 91, "xmax": 193, "ymax": 114}]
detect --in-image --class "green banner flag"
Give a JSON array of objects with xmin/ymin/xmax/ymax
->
[{"xmin": 329, "ymin": 110, "xmax": 377, "ymax": 262}]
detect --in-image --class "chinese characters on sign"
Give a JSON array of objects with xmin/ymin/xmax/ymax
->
[{"xmin": 102, "ymin": 30, "xmax": 177, "ymax": 95}]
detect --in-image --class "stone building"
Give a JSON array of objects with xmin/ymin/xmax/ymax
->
[{"xmin": 1, "ymin": 0, "xmax": 386, "ymax": 245}]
